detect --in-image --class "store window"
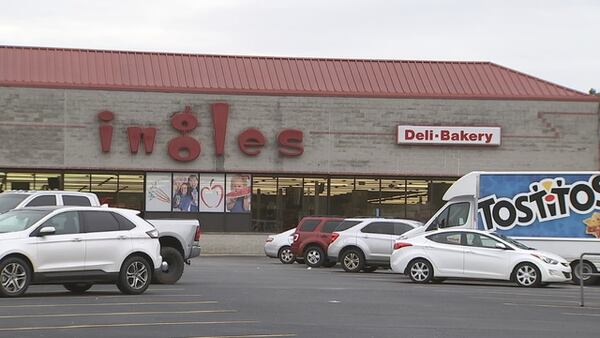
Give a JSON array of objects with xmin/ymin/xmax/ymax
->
[
  {"xmin": 64, "ymin": 173, "xmax": 91, "ymax": 192},
  {"xmin": 5, "ymin": 172, "xmax": 60, "ymax": 191},
  {"xmin": 302, "ymin": 177, "xmax": 327, "ymax": 217},
  {"xmin": 278, "ymin": 177, "xmax": 303, "ymax": 230},
  {"xmin": 329, "ymin": 177, "xmax": 354, "ymax": 216},
  {"xmin": 251, "ymin": 176, "xmax": 278, "ymax": 232},
  {"xmin": 353, "ymin": 178, "xmax": 380, "ymax": 218},
  {"xmin": 379, "ymin": 179, "xmax": 407, "ymax": 218}
]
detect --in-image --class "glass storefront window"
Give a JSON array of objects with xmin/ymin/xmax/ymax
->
[
  {"xmin": 251, "ymin": 176, "xmax": 278, "ymax": 232},
  {"xmin": 302, "ymin": 177, "xmax": 328, "ymax": 217},
  {"xmin": 0, "ymin": 172, "xmax": 5, "ymax": 192},
  {"xmin": 329, "ymin": 177, "xmax": 354, "ymax": 216},
  {"xmin": 278, "ymin": 177, "xmax": 304, "ymax": 230},
  {"xmin": 64, "ymin": 173, "xmax": 91, "ymax": 192},
  {"xmin": 353, "ymin": 178, "xmax": 380, "ymax": 217},
  {"xmin": 379, "ymin": 178, "xmax": 407, "ymax": 218}
]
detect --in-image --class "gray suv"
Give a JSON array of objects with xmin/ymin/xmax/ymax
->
[{"xmin": 327, "ymin": 218, "xmax": 423, "ymax": 272}]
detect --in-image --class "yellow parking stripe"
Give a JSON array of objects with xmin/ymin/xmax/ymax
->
[
  {"xmin": 0, "ymin": 320, "xmax": 258, "ymax": 332},
  {"xmin": 0, "ymin": 309, "xmax": 236, "ymax": 319}
]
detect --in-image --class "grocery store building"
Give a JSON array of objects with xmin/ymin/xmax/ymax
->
[{"xmin": 0, "ymin": 46, "xmax": 598, "ymax": 252}]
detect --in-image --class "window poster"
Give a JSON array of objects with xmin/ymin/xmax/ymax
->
[
  {"xmin": 226, "ymin": 174, "xmax": 252, "ymax": 213},
  {"xmin": 172, "ymin": 173, "xmax": 199, "ymax": 212},
  {"xmin": 145, "ymin": 173, "xmax": 172, "ymax": 212},
  {"xmin": 199, "ymin": 174, "xmax": 225, "ymax": 212}
]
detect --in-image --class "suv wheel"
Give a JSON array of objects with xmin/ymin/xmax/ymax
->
[
  {"xmin": 304, "ymin": 246, "xmax": 325, "ymax": 267},
  {"xmin": 0, "ymin": 257, "xmax": 31, "ymax": 297},
  {"xmin": 408, "ymin": 259, "xmax": 433, "ymax": 283},
  {"xmin": 278, "ymin": 246, "xmax": 295, "ymax": 264},
  {"xmin": 117, "ymin": 255, "xmax": 152, "ymax": 295},
  {"xmin": 341, "ymin": 249, "xmax": 365, "ymax": 273},
  {"xmin": 64, "ymin": 283, "xmax": 93, "ymax": 294}
]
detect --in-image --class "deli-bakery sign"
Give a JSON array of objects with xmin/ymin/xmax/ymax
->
[{"xmin": 397, "ymin": 125, "xmax": 501, "ymax": 146}]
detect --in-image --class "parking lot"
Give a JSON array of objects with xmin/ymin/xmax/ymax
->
[{"xmin": 2, "ymin": 256, "xmax": 600, "ymax": 338}]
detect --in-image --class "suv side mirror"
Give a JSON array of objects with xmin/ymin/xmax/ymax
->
[
  {"xmin": 38, "ymin": 226, "xmax": 56, "ymax": 236},
  {"xmin": 495, "ymin": 242, "xmax": 507, "ymax": 250}
]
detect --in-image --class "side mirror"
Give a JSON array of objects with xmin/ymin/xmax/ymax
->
[
  {"xmin": 495, "ymin": 242, "xmax": 507, "ymax": 250},
  {"xmin": 38, "ymin": 226, "xmax": 56, "ymax": 236}
]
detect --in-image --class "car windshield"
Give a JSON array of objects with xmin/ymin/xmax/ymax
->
[
  {"xmin": 491, "ymin": 233, "xmax": 534, "ymax": 250},
  {"xmin": 0, "ymin": 194, "xmax": 30, "ymax": 213},
  {"xmin": 0, "ymin": 209, "xmax": 51, "ymax": 233}
]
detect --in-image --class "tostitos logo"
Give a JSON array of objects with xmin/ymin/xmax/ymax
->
[{"xmin": 478, "ymin": 176, "xmax": 600, "ymax": 231}]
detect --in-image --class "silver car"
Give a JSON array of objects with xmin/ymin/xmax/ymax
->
[
  {"xmin": 327, "ymin": 218, "xmax": 423, "ymax": 272},
  {"xmin": 264, "ymin": 228, "xmax": 297, "ymax": 264}
]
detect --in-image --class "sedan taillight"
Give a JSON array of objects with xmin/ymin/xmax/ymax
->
[
  {"xmin": 293, "ymin": 233, "xmax": 299, "ymax": 242},
  {"xmin": 393, "ymin": 242, "xmax": 412, "ymax": 250},
  {"xmin": 266, "ymin": 236, "xmax": 274, "ymax": 242},
  {"xmin": 330, "ymin": 232, "xmax": 340, "ymax": 243}
]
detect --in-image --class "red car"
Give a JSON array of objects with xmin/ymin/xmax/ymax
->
[{"xmin": 291, "ymin": 216, "xmax": 344, "ymax": 267}]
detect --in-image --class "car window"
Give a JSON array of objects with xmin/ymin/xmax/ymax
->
[
  {"xmin": 320, "ymin": 220, "xmax": 342, "ymax": 233},
  {"xmin": 465, "ymin": 233, "xmax": 501, "ymax": 249},
  {"xmin": 361, "ymin": 222, "xmax": 394, "ymax": 235},
  {"xmin": 26, "ymin": 195, "xmax": 57, "ymax": 207},
  {"xmin": 0, "ymin": 210, "xmax": 50, "ymax": 233},
  {"xmin": 0, "ymin": 193, "xmax": 30, "ymax": 213},
  {"xmin": 426, "ymin": 202, "xmax": 470, "ymax": 231},
  {"xmin": 62, "ymin": 195, "xmax": 92, "ymax": 206},
  {"xmin": 427, "ymin": 232, "xmax": 462, "ymax": 245},
  {"xmin": 81, "ymin": 211, "xmax": 121, "ymax": 233},
  {"xmin": 112, "ymin": 212, "xmax": 136, "ymax": 231},
  {"xmin": 394, "ymin": 222, "xmax": 415, "ymax": 235},
  {"xmin": 298, "ymin": 220, "xmax": 320, "ymax": 232},
  {"xmin": 41, "ymin": 211, "xmax": 81, "ymax": 235},
  {"xmin": 335, "ymin": 220, "xmax": 361, "ymax": 231}
]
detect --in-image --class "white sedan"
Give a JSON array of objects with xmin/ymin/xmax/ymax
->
[
  {"xmin": 391, "ymin": 229, "xmax": 572, "ymax": 287},
  {"xmin": 264, "ymin": 228, "xmax": 297, "ymax": 264}
]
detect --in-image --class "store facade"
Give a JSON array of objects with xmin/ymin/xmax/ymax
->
[{"xmin": 1, "ymin": 46, "xmax": 599, "ymax": 234}]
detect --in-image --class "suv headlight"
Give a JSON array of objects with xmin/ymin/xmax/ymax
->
[{"xmin": 531, "ymin": 253, "xmax": 558, "ymax": 265}]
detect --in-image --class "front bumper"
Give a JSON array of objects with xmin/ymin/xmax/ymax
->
[{"xmin": 541, "ymin": 264, "xmax": 572, "ymax": 283}]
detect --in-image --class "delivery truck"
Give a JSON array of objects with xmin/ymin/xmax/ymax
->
[{"xmin": 402, "ymin": 172, "xmax": 600, "ymax": 284}]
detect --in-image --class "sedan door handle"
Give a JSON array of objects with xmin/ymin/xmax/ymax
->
[
  {"xmin": 72, "ymin": 238, "xmax": 82, "ymax": 242},
  {"xmin": 464, "ymin": 250, "xmax": 473, "ymax": 253}
]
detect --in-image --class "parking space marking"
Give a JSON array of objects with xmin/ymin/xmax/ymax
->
[
  {"xmin": 5, "ymin": 293, "xmax": 207, "ymax": 300},
  {"xmin": 504, "ymin": 302, "xmax": 600, "ymax": 310},
  {"xmin": 188, "ymin": 334, "xmax": 297, "ymax": 338},
  {"xmin": 0, "ymin": 300, "xmax": 218, "ymax": 309},
  {"xmin": 473, "ymin": 296, "xmax": 581, "ymax": 304},
  {"xmin": 0, "ymin": 320, "xmax": 259, "ymax": 332},
  {"xmin": 562, "ymin": 312, "xmax": 600, "ymax": 317},
  {"xmin": 0, "ymin": 309, "xmax": 237, "ymax": 319}
]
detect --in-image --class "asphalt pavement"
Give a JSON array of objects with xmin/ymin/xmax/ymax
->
[{"xmin": 1, "ymin": 256, "xmax": 600, "ymax": 338}]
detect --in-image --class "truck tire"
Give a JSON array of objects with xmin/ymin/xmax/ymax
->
[
  {"xmin": 154, "ymin": 247, "xmax": 185, "ymax": 284},
  {"xmin": 571, "ymin": 260, "xmax": 599, "ymax": 285}
]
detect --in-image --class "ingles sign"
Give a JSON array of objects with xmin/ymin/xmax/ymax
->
[{"xmin": 397, "ymin": 125, "xmax": 501, "ymax": 146}]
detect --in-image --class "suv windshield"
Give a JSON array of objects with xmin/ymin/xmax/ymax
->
[
  {"xmin": 0, "ymin": 194, "xmax": 30, "ymax": 213},
  {"xmin": 335, "ymin": 220, "xmax": 361, "ymax": 232},
  {"xmin": 0, "ymin": 209, "xmax": 51, "ymax": 233}
]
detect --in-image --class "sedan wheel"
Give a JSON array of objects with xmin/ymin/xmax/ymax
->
[
  {"xmin": 278, "ymin": 246, "xmax": 295, "ymax": 264},
  {"xmin": 0, "ymin": 257, "xmax": 31, "ymax": 297},
  {"xmin": 514, "ymin": 263, "xmax": 541, "ymax": 287},
  {"xmin": 408, "ymin": 259, "xmax": 433, "ymax": 283},
  {"xmin": 341, "ymin": 249, "xmax": 364, "ymax": 273}
]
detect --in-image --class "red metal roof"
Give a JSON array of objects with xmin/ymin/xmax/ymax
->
[{"xmin": 0, "ymin": 45, "xmax": 595, "ymax": 101}]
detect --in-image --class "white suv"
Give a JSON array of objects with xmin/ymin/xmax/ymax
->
[
  {"xmin": 327, "ymin": 218, "xmax": 423, "ymax": 272},
  {"xmin": 0, "ymin": 206, "xmax": 162, "ymax": 297}
]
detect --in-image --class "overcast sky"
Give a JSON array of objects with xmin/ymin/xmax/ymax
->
[{"xmin": 1, "ymin": 0, "xmax": 598, "ymax": 92}]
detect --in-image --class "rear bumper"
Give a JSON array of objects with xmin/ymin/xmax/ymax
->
[{"xmin": 189, "ymin": 245, "xmax": 201, "ymax": 258}]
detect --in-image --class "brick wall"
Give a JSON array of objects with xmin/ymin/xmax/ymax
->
[{"xmin": 0, "ymin": 87, "xmax": 598, "ymax": 175}]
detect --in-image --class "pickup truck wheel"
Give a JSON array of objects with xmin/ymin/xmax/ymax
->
[
  {"xmin": 64, "ymin": 283, "xmax": 93, "ymax": 294},
  {"xmin": 117, "ymin": 255, "xmax": 152, "ymax": 295},
  {"xmin": 154, "ymin": 247, "xmax": 185, "ymax": 284}
]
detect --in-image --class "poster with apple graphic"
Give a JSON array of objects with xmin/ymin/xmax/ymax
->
[{"xmin": 199, "ymin": 174, "xmax": 225, "ymax": 212}]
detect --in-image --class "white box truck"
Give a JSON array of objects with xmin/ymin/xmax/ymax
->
[{"xmin": 404, "ymin": 172, "xmax": 600, "ymax": 284}]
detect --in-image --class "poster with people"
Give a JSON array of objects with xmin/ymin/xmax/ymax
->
[
  {"xmin": 172, "ymin": 173, "xmax": 200, "ymax": 212},
  {"xmin": 145, "ymin": 173, "xmax": 172, "ymax": 212},
  {"xmin": 226, "ymin": 174, "xmax": 251, "ymax": 213},
  {"xmin": 199, "ymin": 174, "xmax": 225, "ymax": 212}
]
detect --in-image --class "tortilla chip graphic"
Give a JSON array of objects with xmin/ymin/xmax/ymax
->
[{"xmin": 583, "ymin": 212, "xmax": 600, "ymax": 238}]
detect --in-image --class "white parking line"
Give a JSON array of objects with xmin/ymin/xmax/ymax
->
[
  {"xmin": 562, "ymin": 312, "xmax": 600, "ymax": 317},
  {"xmin": 474, "ymin": 296, "xmax": 581, "ymax": 304},
  {"xmin": 0, "ymin": 300, "xmax": 218, "ymax": 309},
  {"xmin": 188, "ymin": 334, "xmax": 297, "ymax": 338},
  {"xmin": 0, "ymin": 309, "xmax": 237, "ymax": 319},
  {"xmin": 504, "ymin": 302, "xmax": 600, "ymax": 310},
  {"xmin": 0, "ymin": 320, "xmax": 258, "ymax": 332}
]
